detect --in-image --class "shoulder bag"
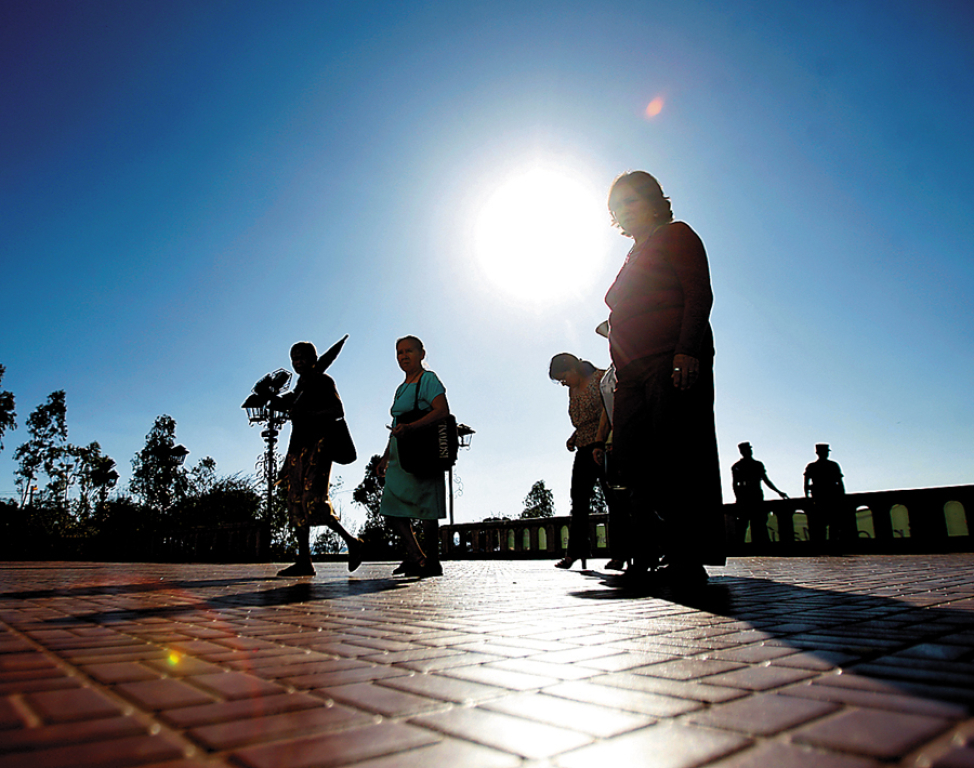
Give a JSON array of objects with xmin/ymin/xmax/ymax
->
[{"xmin": 396, "ymin": 373, "xmax": 458, "ymax": 477}]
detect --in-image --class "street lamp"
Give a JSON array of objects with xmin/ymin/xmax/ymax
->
[
  {"xmin": 241, "ymin": 369, "xmax": 292, "ymax": 517},
  {"xmin": 448, "ymin": 423, "xmax": 475, "ymax": 527}
]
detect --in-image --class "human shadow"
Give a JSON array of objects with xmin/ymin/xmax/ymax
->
[
  {"xmin": 0, "ymin": 575, "xmax": 273, "ymax": 601},
  {"xmin": 24, "ymin": 576, "xmax": 412, "ymax": 625},
  {"xmin": 568, "ymin": 569, "xmax": 974, "ymax": 709}
]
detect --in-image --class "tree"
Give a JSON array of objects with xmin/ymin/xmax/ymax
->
[
  {"xmin": 591, "ymin": 481, "xmax": 607, "ymax": 516},
  {"xmin": 188, "ymin": 456, "xmax": 217, "ymax": 497},
  {"xmin": 72, "ymin": 442, "xmax": 119, "ymax": 519},
  {"xmin": 353, "ymin": 454, "xmax": 396, "ymax": 556},
  {"xmin": 129, "ymin": 415, "xmax": 189, "ymax": 515},
  {"xmin": 0, "ymin": 364, "xmax": 15, "ymax": 453},
  {"xmin": 173, "ymin": 473, "xmax": 262, "ymax": 529},
  {"xmin": 13, "ymin": 391, "xmax": 70, "ymax": 507},
  {"xmin": 520, "ymin": 480, "xmax": 555, "ymax": 519},
  {"xmin": 312, "ymin": 528, "xmax": 343, "ymax": 555}
]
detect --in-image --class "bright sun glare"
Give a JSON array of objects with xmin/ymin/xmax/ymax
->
[{"xmin": 474, "ymin": 167, "xmax": 610, "ymax": 305}]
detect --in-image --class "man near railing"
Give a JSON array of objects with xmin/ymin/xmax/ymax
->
[
  {"xmin": 732, "ymin": 442, "xmax": 788, "ymax": 545},
  {"xmin": 804, "ymin": 443, "xmax": 852, "ymax": 543}
]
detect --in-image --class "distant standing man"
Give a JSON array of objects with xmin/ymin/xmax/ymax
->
[
  {"xmin": 731, "ymin": 442, "xmax": 788, "ymax": 545},
  {"xmin": 803, "ymin": 443, "xmax": 848, "ymax": 543}
]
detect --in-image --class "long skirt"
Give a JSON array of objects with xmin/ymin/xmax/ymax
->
[
  {"xmin": 612, "ymin": 352, "xmax": 726, "ymax": 566},
  {"xmin": 285, "ymin": 438, "xmax": 337, "ymax": 528},
  {"xmin": 379, "ymin": 436, "xmax": 446, "ymax": 520}
]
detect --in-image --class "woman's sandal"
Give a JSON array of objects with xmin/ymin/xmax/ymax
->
[{"xmin": 402, "ymin": 557, "xmax": 428, "ymax": 577}]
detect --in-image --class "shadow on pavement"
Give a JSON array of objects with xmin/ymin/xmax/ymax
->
[{"xmin": 567, "ymin": 569, "xmax": 974, "ymax": 710}]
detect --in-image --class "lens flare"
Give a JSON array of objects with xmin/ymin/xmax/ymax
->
[{"xmin": 645, "ymin": 97, "xmax": 664, "ymax": 118}]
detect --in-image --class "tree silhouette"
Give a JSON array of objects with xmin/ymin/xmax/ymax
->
[
  {"xmin": 129, "ymin": 415, "xmax": 189, "ymax": 515},
  {"xmin": 13, "ymin": 390, "xmax": 70, "ymax": 507},
  {"xmin": 521, "ymin": 479, "xmax": 555, "ymax": 519},
  {"xmin": 0, "ymin": 364, "xmax": 15, "ymax": 453},
  {"xmin": 72, "ymin": 442, "xmax": 118, "ymax": 519}
]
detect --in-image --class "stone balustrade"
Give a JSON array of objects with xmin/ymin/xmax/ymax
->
[{"xmin": 440, "ymin": 484, "xmax": 974, "ymax": 559}]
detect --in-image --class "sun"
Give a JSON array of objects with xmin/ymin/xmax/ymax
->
[{"xmin": 473, "ymin": 167, "xmax": 611, "ymax": 305}]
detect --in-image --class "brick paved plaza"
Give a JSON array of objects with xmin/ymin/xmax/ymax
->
[{"xmin": 2, "ymin": 556, "xmax": 974, "ymax": 768}]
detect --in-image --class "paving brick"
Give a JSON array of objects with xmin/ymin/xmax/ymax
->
[
  {"xmin": 0, "ymin": 732, "xmax": 186, "ymax": 768},
  {"xmin": 186, "ymin": 671, "xmax": 287, "ymax": 700},
  {"xmin": 231, "ymin": 721, "xmax": 440, "ymax": 768},
  {"xmin": 780, "ymin": 678, "xmax": 968, "ymax": 718},
  {"xmin": 82, "ymin": 662, "xmax": 161, "ymax": 685},
  {"xmin": 397, "ymin": 650, "xmax": 507, "ymax": 673},
  {"xmin": 0, "ymin": 715, "xmax": 147, "ymax": 754},
  {"xmin": 142, "ymin": 656, "xmax": 224, "ymax": 678},
  {"xmin": 686, "ymin": 691, "xmax": 839, "ymax": 735},
  {"xmin": 543, "ymin": 680, "xmax": 700, "ymax": 717},
  {"xmin": 481, "ymin": 690, "xmax": 654, "ymax": 737},
  {"xmin": 791, "ymin": 707, "xmax": 955, "ymax": 759},
  {"xmin": 345, "ymin": 738, "xmax": 521, "ymax": 768},
  {"xmin": 555, "ymin": 721, "xmax": 750, "ymax": 768},
  {"xmin": 440, "ymin": 662, "xmax": 559, "ymax": 690},
  {"xmin": 189, "ymin": 702, "xmax": 375, "ymax": 750},
  {"xmin": 379, "ymin": 671, "xmax": 511, "ymax": 704},
  {"xmin": 114, "ymin": 678, "xmax": 216, "ymax": 711},
  {"xmin": 0, "ymin": 653, "xmax": 61, "ymax": 673},
  {"xmin": 159, "ymin": 691, "xmax": 324, "ymax": 728},
  {"xmin": 413, "ymin": 705, "xmax": 593, "ymax": 758},
  {"xmin": 24, "ymin": 687, "xmax": 123, "ymax": 723},
  {"xmin": 633, "ymin": 658, "xmax": 747, "ymax": 681},
  {"xmin": 0, "ymin": 676, "xmax": 83, "ymax": 695},
  {"xmin": 930, "ymin": 746, "xmax": 974, "ymax": 768},
  {"xmin": 594, "ymin": 670, "xmax": 748, "ymax": 703},
  {"xmin": 703, "ymin": 664, "xmax": 818, "ymax": 691},
  {"xmin": 325, "ymin": 681, "xmax": 451, "ymax": 717},
  {"xmin": 708, "ymin": 741, "xmax": 882, "ymax": 768}
]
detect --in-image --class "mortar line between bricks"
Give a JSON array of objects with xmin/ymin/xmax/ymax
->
[{"xmin": 0, "ymin": 615, "xmax": 203, "ymax": 760}]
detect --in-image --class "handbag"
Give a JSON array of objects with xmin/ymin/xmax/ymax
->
[
  {"xmin": 395, "ymin": 373, "xmax": 458, "ymax": 477},
  {"xmin": 327, "ymin": 416, "xmax": 357, "ymax": 465}
]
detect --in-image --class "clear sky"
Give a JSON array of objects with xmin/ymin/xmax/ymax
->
[{"xmin": 3, "ymin": 0, "xmax": 973, "ymax": 532}]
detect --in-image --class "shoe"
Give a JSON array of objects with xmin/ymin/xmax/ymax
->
[
  {"xmin": 347, "ymin": 539, "xmax": 364, "ymax": 572},
  {"xmin": 659, "ymin": 562, "xmax": 709, "ymax": 589},
  {"xmin": 619, "ymin": 562, "xmax": 660, "ymax": 590},
  {"xmin": 605, "ymin": 558, "xmax": 627, "ymax": 571},
  {"xmin": 401, "ymin": 558, "xmax": 428, "ymax": 577},
  {"xmin": 420, "ymin": 560, "xmax": 443, "ymax": 577},
  {"xmin": 555, "ymin": 557, "xmax": 588, "ymax": 570},
  {"xmin": 392, "ymin": 560, "xmax": 410, "ymax": 575},
  {"xmin": 277, "ymin": 561, "xmax": 315, "ymax": 577}
]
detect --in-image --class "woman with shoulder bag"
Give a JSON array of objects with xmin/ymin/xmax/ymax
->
[{"xmin": 378, "ymin": 335, "xmax": 449, "ymax": 577}]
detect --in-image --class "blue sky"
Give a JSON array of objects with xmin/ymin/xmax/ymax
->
[{"xmin": 2, "ymin": 0, "xmax": 973, "ymax": 530}]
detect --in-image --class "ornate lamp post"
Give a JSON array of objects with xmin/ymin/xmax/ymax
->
[
  {"xmin": 241, "ymin": 369, "xmax": 292, "ymax": 517},
  {"xmin": 450, "ymin": 423, "xmax": 475, "ymax": 526}
]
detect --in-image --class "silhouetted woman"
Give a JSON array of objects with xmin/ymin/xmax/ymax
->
[
  {"xmin": 549, "ymin": 353, "xmax": 606, "ymax": 569},
  {"xmin": 277, "ymin": 341, "xmax": 364, "ymax": 577},
  {"xmin": 605, "ymin": 171, "xmax": 725, "ymax": 585},
  {"xmin": 378, "ymin": 336, "xmax": 449, "ymax": 577}
]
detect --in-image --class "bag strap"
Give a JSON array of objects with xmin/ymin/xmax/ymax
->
[{"xmin": 413, "ymin": 371, "xmax": 425, "ymax": 412}]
